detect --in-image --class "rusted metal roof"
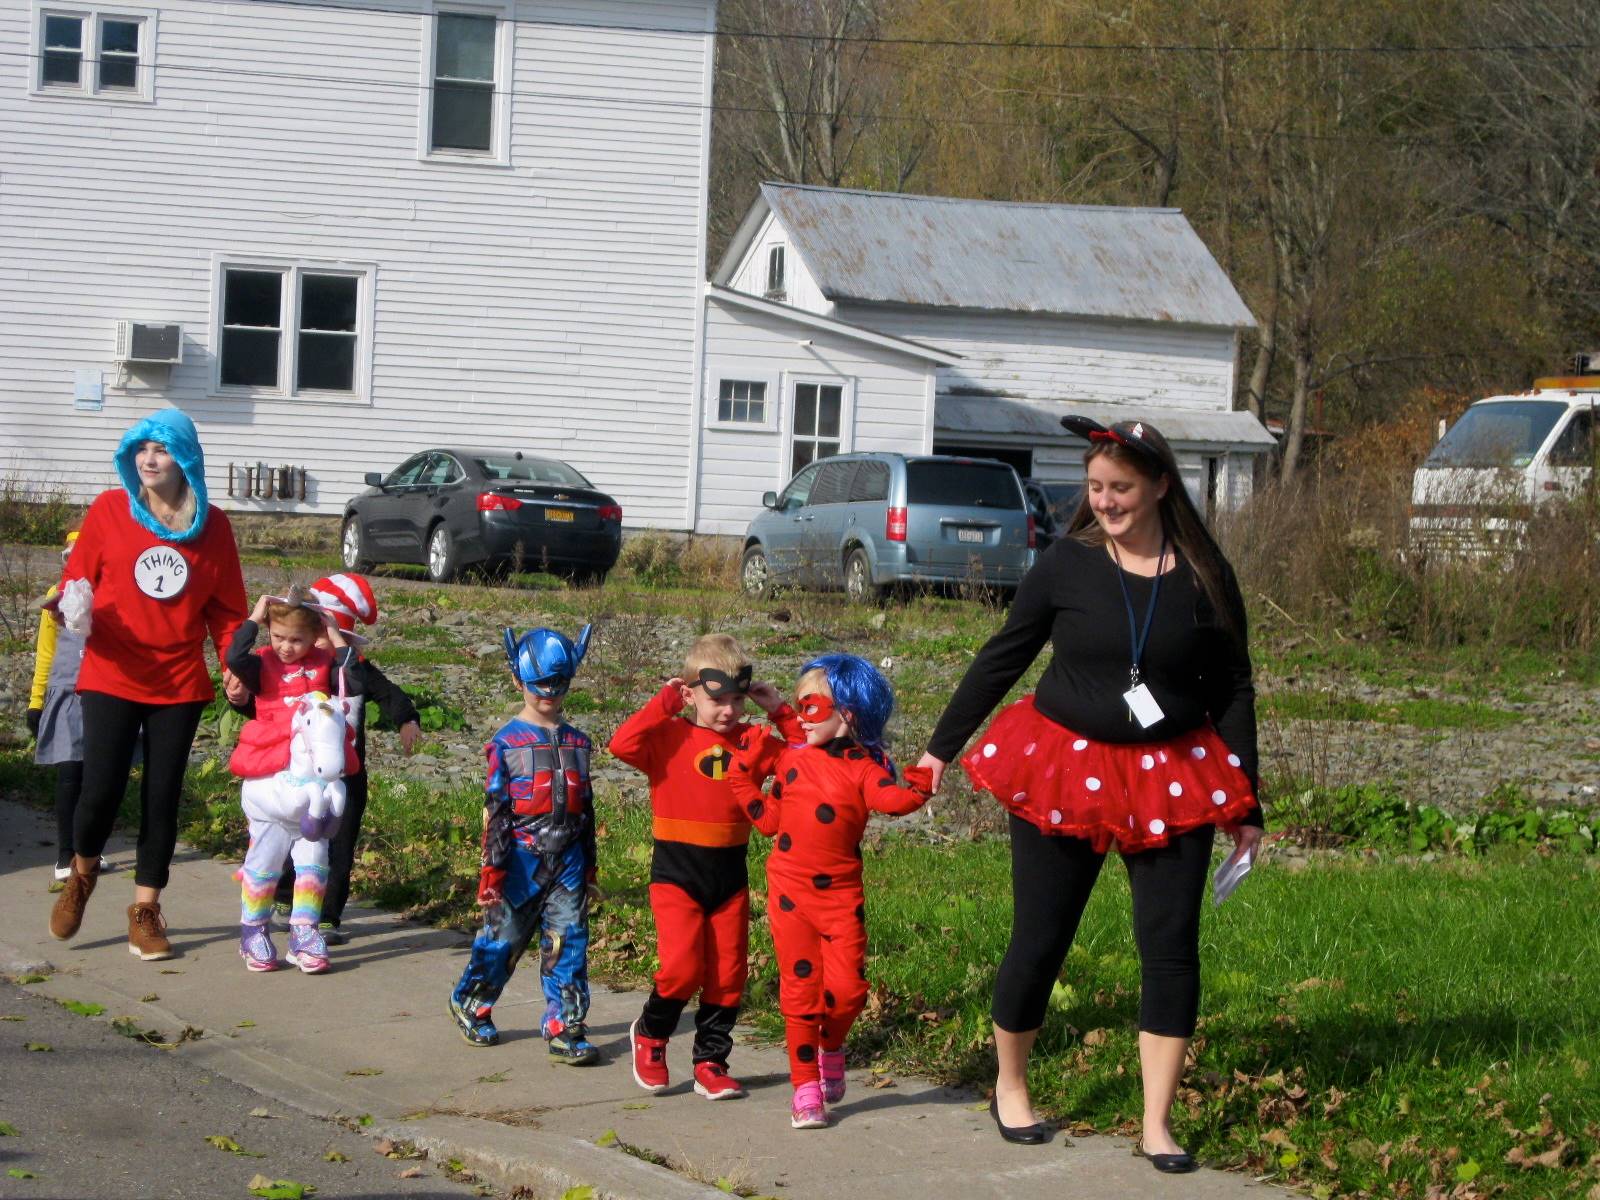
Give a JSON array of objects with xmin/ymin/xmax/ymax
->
[
  {"xmin": 937, "ymin": 396, "xmax": 1276, "ymax": 449},
  {"xmin": 726, "ymin": 183, "xmax": 1256, "ymax": 329}
]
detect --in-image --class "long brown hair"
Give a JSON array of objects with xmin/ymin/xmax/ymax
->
[{"xmin": 1065, "ymin": 423, "xmax": 1246, "ymax": 644}]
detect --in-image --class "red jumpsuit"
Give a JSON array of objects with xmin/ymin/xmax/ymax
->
[
  {"xmin": 609, "ymin": 686, "xmax": 802, "ymax": 1063},
  {"xmin": 729, "ymin": 732, "xmax": 932, "ymax": 1085}
]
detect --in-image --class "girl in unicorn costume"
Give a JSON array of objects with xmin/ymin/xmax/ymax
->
[{"xmin": 226, "ymin": 589, "xmax": 358, "ymax": 973}]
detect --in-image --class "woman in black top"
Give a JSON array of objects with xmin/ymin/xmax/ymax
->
[{"xmin": 918, "ymin": 417, "xmax": 1263, "ymax": 1170}]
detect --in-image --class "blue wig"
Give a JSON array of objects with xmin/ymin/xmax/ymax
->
[{"xmin": 801, "ymin": 652, "xmax": 895, "ymax": 770}]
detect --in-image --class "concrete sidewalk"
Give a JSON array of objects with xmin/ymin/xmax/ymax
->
[{"xmin": 1, "ymin": 800, "xmax": 1270, "ymax": 1199}]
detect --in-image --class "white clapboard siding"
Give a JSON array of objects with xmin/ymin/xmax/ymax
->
[
  {"xmin": 834, "ymin": 306, "xmax": 1238, "ymax": 412},
  {"xmin": 695, "ymin": 295, "xmax": 935, "ymax": 536},
  {"xmin": 723, "ymin": 212, "xmax": 832, "ymax": 316},
  {"xmin": 0, "ymin": 0, "xmax": 715, "ymax": 527}
]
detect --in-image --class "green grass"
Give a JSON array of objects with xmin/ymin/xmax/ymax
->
[
  {"xmin": 1255, "ymin": 630, "xmax": 1598, "ymax": 693},
  {"xmin": 1260, "ymin": 691, "xmax": 1525, "ymax": 730}
]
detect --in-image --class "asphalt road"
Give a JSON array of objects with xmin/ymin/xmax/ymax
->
[{"xmin": 0, "ymin": 981, "xmax": 499, "ymax": 1200}]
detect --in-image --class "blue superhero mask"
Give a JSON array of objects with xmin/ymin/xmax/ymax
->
[{"xmin": 504, "ymin": 624, "xmax": 592, "ymax": 696}]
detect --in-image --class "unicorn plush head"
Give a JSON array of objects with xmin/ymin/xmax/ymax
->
[{"xmin": 285, "ymin": 691, "xmax": 353, "ymax": 782}]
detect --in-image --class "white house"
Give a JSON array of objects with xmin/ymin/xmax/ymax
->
[
  {"xmin": 1, "ymin": 0, "xmax": 717, "ymax": 529},
  {"xmin": 696, "ymin": 183, "xmax": 1273, "ymax": 534}
]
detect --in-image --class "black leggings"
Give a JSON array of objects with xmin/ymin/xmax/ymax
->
[
  {"xmin": 54, "ymin": 761, "xmax": 84, "ymax": 868},
  {"xmin": 992, "ymin": 814, "xmax": 1215, "ymax": 1038},
  {"xmin": 74, "ymin": 691, "xmax": 207, "ymax": 890}
]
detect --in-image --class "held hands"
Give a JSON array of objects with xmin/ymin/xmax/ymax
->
[
  {"xmin": 915, "ymin": 752, "xmax": 948, "ymax": 794},
  {"xmin": 901, "ymin": 764, "xmax": 936, "ymax": 796},
  {"xmin": 221, "ymin": 667, "xmax": 250, "ymax": 705},
  {"xmin": 398, "ymin": 719, "xmax": 422, "ymax": 756}
]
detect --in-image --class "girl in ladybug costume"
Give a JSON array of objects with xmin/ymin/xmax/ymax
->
[
  {"xmin": 917, "ymin": 416, "xmax": 1262, "ymax": 1172},
  {"xmin": 729, "ymin": 654, "xmax": 933, "ymax": 1129}
]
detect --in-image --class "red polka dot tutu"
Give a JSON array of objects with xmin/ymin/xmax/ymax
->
[{"xmin": 960, "ymin": 696, "xmax": 1257, "ymax": 853}]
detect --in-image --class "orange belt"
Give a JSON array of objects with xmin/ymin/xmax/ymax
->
[{"xmin": 652, "ymin": 816, "xmax": 749, "ymax": 849}]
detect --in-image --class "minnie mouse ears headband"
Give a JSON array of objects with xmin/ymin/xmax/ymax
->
[{"xmin": 1059, "ymin": 415, "xmax": 1169, "ymax": 473}]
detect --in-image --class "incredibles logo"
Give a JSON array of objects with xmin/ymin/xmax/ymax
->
[{"xmin": 696, "ymin": 744, "xmax": 734, "ymax": 781}]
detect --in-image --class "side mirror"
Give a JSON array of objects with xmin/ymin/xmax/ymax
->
[
  {"xmin": 364, "ymin": 472, "xmax": 384, "ymax": 487},
  {"xmin": 761, "ymin": 491, "xmax": 779, "ymax": 510}
]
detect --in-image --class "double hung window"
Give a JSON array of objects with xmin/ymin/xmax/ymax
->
[
  {"xmin": 791, "ymin": 382, "xmax": 844, "ymax": 473},
  {"xmin": 33, "ymin": 7, "xmax": 153, "ymax": 100},
  {"xmin": 423, "ymin": 7, "xmax": 511, "ymax": 162},
  {"xmin": 215, "ymin": 260, "xmax": 373, "ymax": 401}
]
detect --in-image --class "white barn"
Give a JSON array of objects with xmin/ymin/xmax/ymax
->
[
  {"xmin": 1, "ymin": 0, "xmax": 717, "ymax": 529},
  {"xmin": 695, "ymin": 183, "xmax": 1273, "ymax": 535}
]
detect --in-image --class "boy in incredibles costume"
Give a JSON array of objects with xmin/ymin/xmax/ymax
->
[
  {"xmin": 609, "ymin": 634, "xmax": 801, "ymax": 1099},
  {"xmin": 449, "ymin": 624, "xmax": 600, "ymax": 1064}
]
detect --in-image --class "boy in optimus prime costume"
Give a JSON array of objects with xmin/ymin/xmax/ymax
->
[{"xmin": 449, "ymin": 624, "xmax": 601, "ymax": 1064}]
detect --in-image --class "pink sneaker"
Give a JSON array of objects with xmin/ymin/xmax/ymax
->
[
  {"xmin": 819, "ymin": 1048, "xmax": 847, "ymax": 1104},
  {"xmin": 790, "ymin": 1080, "xmax": 828, "ymax": 1129}
]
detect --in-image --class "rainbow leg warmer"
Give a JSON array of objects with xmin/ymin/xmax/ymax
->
[{"xmin": 291, "ymin": 864, "xmax": 328, "ymax": 926}]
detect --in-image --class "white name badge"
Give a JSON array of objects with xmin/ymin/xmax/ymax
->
[
  {"xmin": 1123, "ymin": 682, "xmax": 1165, "ymax": 729},
  {"xmin": 133, "ymin": 545, "xmax": 190, "ymax": 599}
]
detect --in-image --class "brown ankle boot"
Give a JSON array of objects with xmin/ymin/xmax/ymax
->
[
  {"xmin": 127, "ymin": 902, "xmax": 173, "ymax": 961},
  {"xmin": 49, "ymin": 860, "xmax": 99, "ymax": 940}
]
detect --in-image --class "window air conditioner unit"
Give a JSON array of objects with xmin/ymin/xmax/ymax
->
[{"xmin": 115, "ymin": 320, "xmax": 183, "ymax": 365}]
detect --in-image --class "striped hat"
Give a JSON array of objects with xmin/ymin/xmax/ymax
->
[{"xmin": 308, "ymin": 573, "xmax": 378, "ymax": 641}]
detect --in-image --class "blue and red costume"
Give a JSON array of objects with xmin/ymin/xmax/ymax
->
[{"xmin": 450, "ymin": 717, "xmax": 596, "ymax": 1049}]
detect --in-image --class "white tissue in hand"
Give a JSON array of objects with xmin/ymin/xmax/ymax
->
[{"xmin": 58, "ymin": 578, "xmax": 94, "ymax": 635}]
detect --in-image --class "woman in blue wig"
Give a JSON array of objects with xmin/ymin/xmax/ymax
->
[{"xmin": 49, "ymin": 408, "xmax": 247, "ymax": 962}]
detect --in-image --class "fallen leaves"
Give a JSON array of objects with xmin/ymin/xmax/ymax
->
[
  {"xmin": 344, "ymin": 1066, "xmax": 383, "ymax": 1076},
  {"xmin": 247, "ymin": 1175, "xmax": 315, "ymax": 1199},
  {"xmin": 397, "ymin": 1166, "xmax": 425, "ymax": 1179},
  {"xmin": 204, "ymin": 1134, "xmax": 266, "ymax": 1158},
  {"xmin": 323, "ymin": 1150, "xmax": 349, "ymax": 1163},
  {"xmin": 0, "ymin": 1122, "xmax": 18, "ymax": 1136},
  {"xmin": 24, "ymin": 1042, "xmax": 51, "ymax": 1052},
  {"xmin": 59, "ymin": 999, "xmax": 105, "ymax": 1016}
]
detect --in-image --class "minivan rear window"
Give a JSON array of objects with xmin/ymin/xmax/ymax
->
[{"xmin": 907, "ymin": 461, "xmax": 1022, "ymax": 508}]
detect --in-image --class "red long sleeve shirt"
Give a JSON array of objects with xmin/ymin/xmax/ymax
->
[{"xmin": 62, "ymin": 490, "xmax": 246, "ymax": 705}]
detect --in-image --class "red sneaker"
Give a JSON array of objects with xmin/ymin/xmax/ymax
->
[
  {"xmin": 629, "ymin": 1017, "xmax": 669, "ymax": 1093},
  {"xmin": 692, "ymin": 1060, "xmax": 746, "ymax": 1101}
]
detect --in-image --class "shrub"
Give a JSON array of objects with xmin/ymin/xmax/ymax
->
[{"xmin": 0, "ymin": 476, "xmax": 78, "ymax": 545}]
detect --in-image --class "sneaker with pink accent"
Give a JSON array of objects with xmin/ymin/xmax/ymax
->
[
  {"xmin": 239, "ymin": 922, "xmax": 278, "ymax": 972},
  {"xmin": 818, "ymin": 1048, "xmax": 847, "ymax": 1104},
  {"xmin": 285, "ymin": 923, "xmax": 330, "ymax": 974},
  {"xmin": 693, "ymin": 1060, "xmax": 746, "ymax": 1101},
  {"xmin": 790, "ymin": 1080, "xmax": 828, "ymax": 1129}
]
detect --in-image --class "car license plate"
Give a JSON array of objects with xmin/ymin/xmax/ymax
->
[
  {"xmin": 957, "ymin": 528, "xmax": 984, "ymax": 543},
  {"xmin": 545, "ymin": 508, "xmax": 575, "ymax": 523}
]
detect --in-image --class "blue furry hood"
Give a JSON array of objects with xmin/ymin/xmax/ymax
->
[{"xmin": 114, "ymin": 408, "xmax": 210, "ymax": 542}]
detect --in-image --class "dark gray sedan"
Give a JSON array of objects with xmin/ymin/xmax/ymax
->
[{"xmin": 341, "ymin": 449, "xmax": 622, "ymax": 583}]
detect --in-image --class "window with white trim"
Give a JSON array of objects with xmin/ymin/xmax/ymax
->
[
  {"xmin": 706, "ymin": 368, "xmax": 779, "ymax": 431},
  {"xmin": 214, "ymin": 261, "xmax": 374, "ymax": 400},
  {"xmin": 422, "ymin": 7, "xmax": 511, "ymax": 162},
  {"xmin": 717, "ymin": 379, "xmax": 767, "ymax": 425},
  {"xmin": 32, "ymin": 6, "xmax": 154, "ymax": 100},
  {"xmin": 765, "ymin": 245, "xmax": 786, "ymax": 300},
  {"xmin": 791, "ymin": 381, "xmax": 846, "ymax": 473}
]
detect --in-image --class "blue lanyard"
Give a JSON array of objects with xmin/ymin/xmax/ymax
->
[{"xmin": 1112, "ymin": 539, "xmax": 1167, "ymax": 686}]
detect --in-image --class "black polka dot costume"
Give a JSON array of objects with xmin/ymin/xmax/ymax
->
[{"xmin": 729, "ymin": 731, "xmax": 933, "ymax": 1087}]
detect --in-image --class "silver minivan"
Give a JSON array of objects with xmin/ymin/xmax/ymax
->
[{"xmin": 740, "ymin": 453, "xmax": 1036, "ymax": 602}]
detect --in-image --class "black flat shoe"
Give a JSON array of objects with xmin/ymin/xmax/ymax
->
[
  {"xmin": 1133, "ymin": 1140, "xmax": 1197, "ymax": 1173},
  {"xmin": 989, "ymin": 1095, "xmax": 1048, "ymax": 1145}
]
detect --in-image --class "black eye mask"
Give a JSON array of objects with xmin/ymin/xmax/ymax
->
[{"xmin": 693, "ymin": 666, "xmax": 752, "ymax": 700}]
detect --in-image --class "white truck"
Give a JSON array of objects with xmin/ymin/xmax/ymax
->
[{"xmin": 1409, "ymin": 367, "xmax": 1598, "ymax": 556}]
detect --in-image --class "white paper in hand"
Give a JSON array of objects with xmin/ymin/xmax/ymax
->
[
  {"xmin": 1211, "ymin": 846, "xmax": 1253, "ymax": 907},
  {"xmin": 58, "ymin": 578, "xmax": 94, "ymax": 637}
]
